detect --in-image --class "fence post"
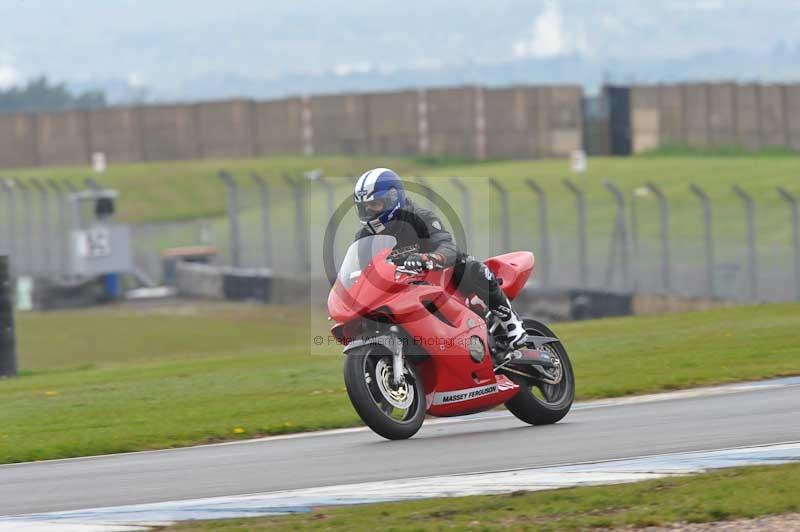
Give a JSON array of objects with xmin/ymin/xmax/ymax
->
[
  {"xmin": 85, "ymin": 176, "xmax": 102, "ymax": 191},
  {"xmin": 732, "ymin": 185, "xmax": 758, "ymax": 301},
  {"xmin": 283, "ymin": 174, "xmax": 310, "ymax": 273},
  {"xmin": 563, "ymin": 179, "xmax": 588, "ymax": 287},
  {"xmin": 488, "ymin": 178, "xmax": 511, "ymax": 253},
  {"xmin": 1, "ymin": 180, "xmax": 15, "ymax": 273},
  {"xmin": 250, "ymin": 173, "xmax": 273, "ymax": 269},
  {"xmin": 602, "ymin": 180, "xmax": 630, "ymax": 291},
  {"xmin": 450, "ymin": 177, "xmax": 473, "ymax": 253},
  {"xmin": 317, "ymin": 175, "xmax": 336, "ymax": 224},
  {"xmin": 62, "ymin": 179, "xmax": 79, "ymax": 194},
  {"xmin": 630, "ymin": 189, "xmax": 640, "ymax": 289},
  {"xmin": 645, "ymin": 182, "xmax": 672, "ymax": 294},
  {"xmin": 47, "ymin": 179, "xmax": 69, "ymax": 277},
  {"xmin": 0, "ymin": 181, "xmax": 4, "ymax": 255},
  {"xmin": 62, "ymin": 180, "xmax": 81, "ymax": 250},
  {"xmin": 778, "ymin": 187, "xmax": 800, "ymax": 300},
  {"xmin": 30, "ymin": 178, "xmax": 51, "ymax": 275},
  {"xmin": 218, "ymin": 171, "xmax": 242, "ymax": 267},
  {"xmin": 524, "ymin": 179, "xmax": 551, "ymax": 287},
  {"xmin": 689, "ymin": 184, "xmax": 715, "ymax": 298},
  {"xmin": 0, "ymin": 255, "xmax": 17, "ymax": 377},
  {"xmin": 14, "ymin": 179, "xmax": 34, "ymax": 274}
]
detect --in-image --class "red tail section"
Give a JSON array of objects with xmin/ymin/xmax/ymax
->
[{"xmin": 484, "ymin": 251, "xmax": 535, "ymax": 300}]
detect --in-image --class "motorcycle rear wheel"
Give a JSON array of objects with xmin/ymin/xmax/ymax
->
[
  {"xmin": 504, "ymin": 319, "xmax": 575, "ymax": 425},
  {"xmin": 343, "ymin": 345, "xmax": 426, "ymax": 440}
]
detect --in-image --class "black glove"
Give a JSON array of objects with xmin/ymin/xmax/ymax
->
[{"xmin": 403, "ymin": 253, "xmax": 445, "ymax": 272}]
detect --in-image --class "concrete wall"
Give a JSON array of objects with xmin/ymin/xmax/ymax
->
[
  {"xmin": 88, "ymin": 107, "xmax": 143, "ymax": 163},
  {"xmin": 631, "ymin": 86, "xmax": 660, "ymax": 153},
  {"xmin": 37, "ymin": 110, "xmax": 89, "ymax": 166},
  {"xmin": 683, "ymin": 83, "xmax": 710, "ymax": 148},
  {"xmin": 735, "ymin": 84, "xmax": 761, "ymax": 150},
  {"xmin": 140, "ymin": 104, "xmax": 199, "ymax": 161},
  {"xmin": 483, "ymin": 86, "xmax": 532, "ymax": 159},
  {"xmin": 658, "ymin": 85, "xmax": 685, "ymax": 146},
  {"xmin": 0, "ymin": 113, "xmax": 38, "ymax": 168},
  {"xmin": 5, "ymin": 82, "xmax": 799, "ymax": 167},
  {"xmin": 311, "ymin": 93, "xmax": 370, "ymax": 156},
  {"xmin": 631, "ymin": 82, "xmax": 800, "ymax": 153},
  {"xmin": 708, "ymin": 83, "xmax": 736, "ymax": 146},
  {"xmin": 253, "ymin": 98, "xmax": 305, "ymax": 155},
  {"xmin": 195, "ymin": 100, "xmax": 255, "ymax": 158},
  {"xmin": 545, "ymin": 85, "xmax": 583, "ymax": 156},
  {"xmin": 0, "ymin": 83, "xmax": 584, "ymax": 169},
  {"xmin": 365, "ymin": 90, "xmax": 419, "ymax": 156},
  {"xmin": 788, "ymin": 85, "xmax": 800, "ymax": 151},
  {"xmin": 426, "ymin": 87, "xmax": 475, "ymax": 158},
  {"xmin": 759, "ymin": 85, "xmax": 788, "ymax": 147}
]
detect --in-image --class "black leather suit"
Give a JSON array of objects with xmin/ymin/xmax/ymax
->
[{"xmin": 355, "ymin": 198, "xmax": 508, "ymax": 310}]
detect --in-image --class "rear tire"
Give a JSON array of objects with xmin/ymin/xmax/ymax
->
[
  {"xmin": 343, "ymin": 345, "xmax": 426, "ymax": 440},
  {"xmin": 504, "ymin": 319, "xmax": 574, "ymax": 425}
]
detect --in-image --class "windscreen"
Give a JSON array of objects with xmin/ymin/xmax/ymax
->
[{"xmin": 337, "ymin": 235, "xmax": 397, "ymax": 288}]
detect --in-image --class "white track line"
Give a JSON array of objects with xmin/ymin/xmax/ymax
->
[{"xmin": 3, "ymin": 441, "xmax": 800, "ymax": 531}]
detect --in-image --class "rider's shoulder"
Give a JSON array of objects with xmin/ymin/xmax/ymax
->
[{"xmin": 402, "ymin": 199, "xmax": 442, "ymax": 227}]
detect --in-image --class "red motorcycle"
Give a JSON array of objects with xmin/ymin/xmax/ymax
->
[{"xmin": 328, "ymin": 235, "xmax": 574, "ymax": 440}]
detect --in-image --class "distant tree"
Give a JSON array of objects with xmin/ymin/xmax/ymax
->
[{"xmin": 0, "ymin": 76, "xmax": 106, "ymax": 114}]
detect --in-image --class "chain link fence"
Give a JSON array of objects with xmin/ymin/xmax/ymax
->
[
  {"xmin": 1, "ymin": 171, "xmax": 798, "ymax": 304},
  {"xmin": 211, "ymin": 171, "xmax": 800, "ymax": 303}
]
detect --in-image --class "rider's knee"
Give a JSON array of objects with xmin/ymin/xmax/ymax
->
[{"xmin": 465, "ymin": 260, "xmax": 500, "ymax": 293}]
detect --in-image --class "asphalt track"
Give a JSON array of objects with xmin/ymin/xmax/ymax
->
[{"xmin": 1, "ymin": 378, "xmax": 799, "ymax": 517}]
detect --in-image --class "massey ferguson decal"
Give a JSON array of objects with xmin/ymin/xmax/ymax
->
[{"xmin": 432, "ymin": 384, "xmax": 499, "ymax": 405}]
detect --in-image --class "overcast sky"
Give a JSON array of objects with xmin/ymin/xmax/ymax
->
[{"xmin": 1, "ymin": 1, "xmax": 799, "ymax": 91}]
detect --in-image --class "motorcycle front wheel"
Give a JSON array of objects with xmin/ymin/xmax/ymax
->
[{"xmin": 343, "ymin": 345, "xmax": 426, "ymax": 440}]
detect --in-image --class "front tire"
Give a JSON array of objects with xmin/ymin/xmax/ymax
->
[
  {"xmin": 343, "ymin": 345, "xmax": 426, "ymax": 440},
  {"xmin": 504, "ymin": 319, "xmax": 575, "ymax": 425}
]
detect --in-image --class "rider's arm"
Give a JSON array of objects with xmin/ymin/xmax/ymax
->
[{"xmin": 422, "ymin": 212, "xmax": 458, "ymax": 268}]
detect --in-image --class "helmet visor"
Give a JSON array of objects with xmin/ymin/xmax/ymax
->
[{"xmin": 355, "ymin": 198, "xmax": 386, "ymax": 222}]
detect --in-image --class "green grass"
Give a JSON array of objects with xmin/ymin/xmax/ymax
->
[
  {"xmin": 0, "ymin": 301, "xmax": 798, "ymax": 464},
  {"xmin": 641, "ymin": 143, "xmax": 800, "ymax": 157},
  {"xmin": 166, "ymin": 463, "xmax": 800, "ymax": 530},
  {"xmin": 12, "ymin": 155, "xmax": 432, "ymax": 223},
  {"xmin": 12, "ymin": 155, "xmax": 800, "ymax": 238}
]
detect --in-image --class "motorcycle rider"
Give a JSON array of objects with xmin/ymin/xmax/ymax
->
[{"xmin": 353, "ymin": 167, "xmax": 529, "ymax": 349}]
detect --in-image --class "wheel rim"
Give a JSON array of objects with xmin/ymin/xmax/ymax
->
[
  {"xmin": 524, "ymin": 328, "xmax": 572, "ymax": 407},
  {"xmin": 363, "ymin": 354, "xmax": 419, "ymax": 422}
]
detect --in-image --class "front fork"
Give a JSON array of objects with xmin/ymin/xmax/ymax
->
[
  {"xmin": 341, "ymin": 323, "xmax": 407, "ymax": 385},
  {"xmin": 388, "ymin": 325, "xmax": 405, "ymax": 385}
]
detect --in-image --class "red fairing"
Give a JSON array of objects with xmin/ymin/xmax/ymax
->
[
  {"xmin": 328, "ymin": 248, "xmax": 402, "ymax": 324},
  {"xmin": 329, "ymin": 248, "xmax": 533, "ymax": 417},
  {"xmin": 484, "ymin": 251, "xmax": 534, "ymax": 300}
]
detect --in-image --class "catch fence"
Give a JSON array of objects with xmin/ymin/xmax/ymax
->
[
  {"xmin": 1, "ymin": 171, "xmax": 798, "ymax": 304},
  {"xmin": 212, "ymin": 171, "xmax": 800, "ymax": 302}
]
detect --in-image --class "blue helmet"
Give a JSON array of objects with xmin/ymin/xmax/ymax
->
[{"xmin": 353, "ymin": 168, "xmax": 405, "ymax": 234}]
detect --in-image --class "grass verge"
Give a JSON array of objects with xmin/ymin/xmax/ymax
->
[
  {"xmin": 13, "ymin": 155, "xmax": 800, "ymax": 234},
  {"xmin": 0, "ymin": 301, "xmax": 798, "ymax": 464},
  {"xmin": 164, "ymin": 463, "xmax": 800, "ymax": 531},
  {"xmin": 13, "ymin": 155, "xmax": 431, "ymax": 223}
]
